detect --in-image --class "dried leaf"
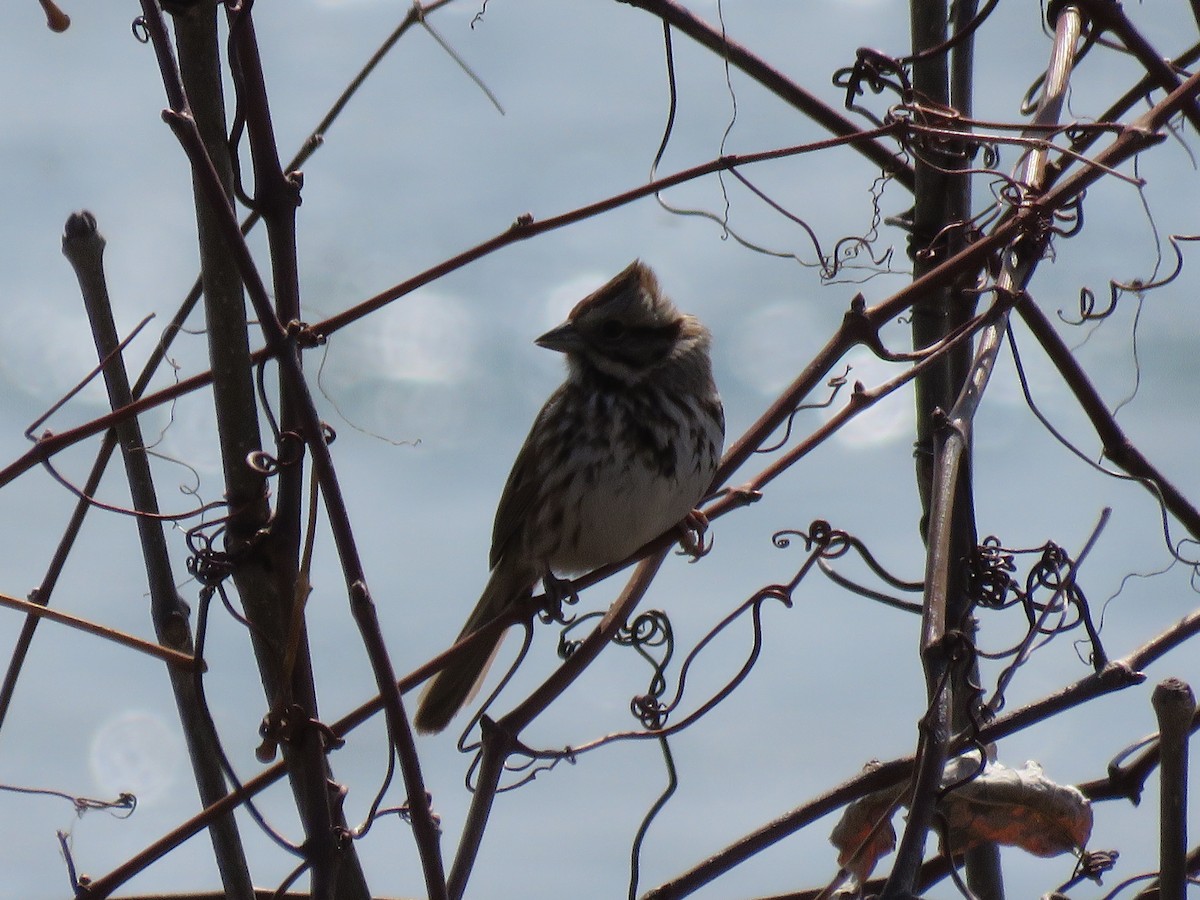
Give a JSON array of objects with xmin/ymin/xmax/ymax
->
[
  {"xmin": 939, "ymin": 759, "xmax": 1092, "ymax": 857},
  {"xmin": 829, "ymin": 765, "xmax": 904, "ymax": 883},
  {"xmin": 828, "ymin": 756, "xmax": 1091, "ymax": 886}
]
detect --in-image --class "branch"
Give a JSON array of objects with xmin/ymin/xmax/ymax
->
[
  {"xmin": 309, "ymin": 125, "xmax": 899, "ymax": 340},
  {"xmin": 214, "ymin": 7, "xmax": 362, "ymax": 895},
  {"xmin": 620, "ymin": 0, "xmax": 915, "ymax": 190},
  {"xmin": 140, "ymin": 4, "xmax": 445, "ymax": 896},
  {"xmin": 448, "ymin": 551, "xmax": 671, "ymax": 899},
  {"xmin": 1014, "ymin": 295, "xmax": 1200, "ymax": 542},
  {"xmin": 644, "ymin": 599, "xmax": 1200, "ymax": 899},
  {"xmin": 0, "ymin": 590, "xmax": 199, "ymax": 671},
  {"xmin": 1150, "ymin": 678, "xmax": 1195, "ymax": 900},
  {"xmin": 1077, "ymin": 706, "xmax": 1200, "ymax": 804},
  {"xmin": 62, "ymin": 209, "xmax": 254, "ymax": 900},
  {"xmin": 1076, "ymin": 0, "xmax": 1200, "ymax": 133},
  {"xmin": 0, "ymin": 279, "xmax": 203, "ymax": 731}
]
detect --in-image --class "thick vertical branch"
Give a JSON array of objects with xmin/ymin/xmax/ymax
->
[
  {"xmin": 174, "ymin": 3, "xmax": 267, "ymax": 527},
  {"xmin": 62, "ymin": 211, "xmax": 254, "ymax": 900},
  {"xmin": 909, "ymin": 0, "xmax": 976, "ymax": 530},
  {"xmin": 143, "ymin": 5, "xmax": 444, "ymax": 897},
  {"xmin": 907, "ymin": 0, "xmax": 981, "ymax": 694},
  {"xmin": 1150, "ymin": 678, "xmax": 1195, "ymax": 900},
  {"xmin": 164, "ymin": 5, "xmax": 368, "ymax": 898},
  {"xmin": 222, "ymin": 5, "xmax": 444, "ymax": 898},
  {"xmin": 887, "ymin": 3, "xmax": 982, "ymax": 896},
  {"xmin": 886, "ymin": 6, "xmax": 1086, "ymax": 898},
  {"xmin": 947, "ymin": 4, "xmax": 1004, "ymax": 893},
  {"xmin": 222, "ymin": 3, "xmax": 307, "ymax": 631},
  {"xmin": 907, "ymin": 0, "xmax": 982, "ymax": 626}
]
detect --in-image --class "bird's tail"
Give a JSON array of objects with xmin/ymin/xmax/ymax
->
[{"xmin": 412, "ymin": 563, "xmax": 533, "ymax": 734}]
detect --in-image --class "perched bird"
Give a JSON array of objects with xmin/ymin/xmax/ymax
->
[{"xmin": 413, "ymin": 261, "xmax": 724, "ymax": 734}]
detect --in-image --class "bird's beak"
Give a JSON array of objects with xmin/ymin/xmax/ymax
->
[{"xmin": 535, "ymin": 321, "xmax": 583, "ymax": 354}]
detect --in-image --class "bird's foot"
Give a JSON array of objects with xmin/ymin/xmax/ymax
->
[
  {"xmin": 676, "ymin": 508, "xmax": 712, "ymax": 561},
  {"xmin": 538, "ymin": 571, "xmax": 580, "ymax": 624}
]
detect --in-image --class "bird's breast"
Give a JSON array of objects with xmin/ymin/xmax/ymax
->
[{"xmin": 540, "ymin": 385, "xmax": 722, "ymax": 575}]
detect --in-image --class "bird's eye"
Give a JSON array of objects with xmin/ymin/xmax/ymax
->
[{"xmin": 598, "ymin": 319, "xmax": 625, "ymax": 341}]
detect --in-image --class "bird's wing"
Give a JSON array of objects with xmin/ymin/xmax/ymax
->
[{"xmin": 488, "ymin": 385, "xmax": 564, "ymax": 569}]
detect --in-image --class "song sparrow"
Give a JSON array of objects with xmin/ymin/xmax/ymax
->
[{"xmin": 413, "ymin": 261, "xmax": 724, "ymax": 734}]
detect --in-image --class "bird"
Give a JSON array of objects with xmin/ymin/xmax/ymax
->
[{"xmin": 413, "ymin": 260, "xmax": 724, "ymax": 734}]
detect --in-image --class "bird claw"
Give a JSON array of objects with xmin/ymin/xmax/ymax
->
[
  {"xmin": 539, "ymin": 571, "xmax": 580, "ymax": 624},
  {"xmin": 676, "ymin": 509, "xmax": 712, "ymax": 561}
]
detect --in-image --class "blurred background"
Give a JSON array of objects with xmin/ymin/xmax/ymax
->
[{"xmin": 1, "ymin": 1, "xmax": 1198, "ymax": 897}]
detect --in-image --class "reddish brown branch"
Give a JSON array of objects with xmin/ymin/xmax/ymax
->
[
  {"xmin": 309, "ymin": 125, "xmax": 900, "ymax": 340},
  {"xmin": 0, "ymin": 126, "xmax": 897, "ymax": 496},
  {"xmin": 0, "ymin": 591, "xmax": 200, "ymax": 671},
  {"xmin": 1014, "ymin": 295, "xmax": 1200, "ymax": 542},
  {"xmin": 1078, "ymin": 706, "xmax": 1200, "ymax": 804},
  {"xmin": 1075, "ymin": 0, "xmax": 1200, "ymax": 133},
  {"xmin": 643, "ymin": 604, "xmax": 1200, "ymax": 899}
]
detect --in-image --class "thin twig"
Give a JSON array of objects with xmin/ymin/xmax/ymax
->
[
  {"xmin": 1014, "ymin": 295, "xmax": 1200, "ymax": 543},
  {"xmin": 622, "ymin": 0, "xmax": 915, "ymax": 189},
  {"xmin": 1077, "ymin": 706, "xmax": 1200, "ymax": 804},
  {"xmin": 0, "ymin": 591, "xmax": 199, "ymax": 671},
  {"xmin": 448, "ymin": 551, "xmax": 670, "ymax": 898}
]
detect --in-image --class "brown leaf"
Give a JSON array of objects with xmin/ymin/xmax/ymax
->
[
  {"xmin": 938, "ymin": 759, "xmax": 1092, "ymax": 857},
  {"xmin": 829, "ymin": 765, "xmax": 905, "ymax": 883},
  {"xmin": 828, "ymin": 756, "xmax": 1091, "ymax": 887}
]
